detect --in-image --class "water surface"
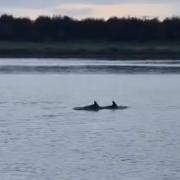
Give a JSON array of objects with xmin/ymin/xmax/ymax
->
[
  {"xmin": 0, "ymin": 58, "xmax": 180, "ymax": 74},
  {"xmin": 0, "ymin": 59, "xmax": 180, "ymax": 180}
]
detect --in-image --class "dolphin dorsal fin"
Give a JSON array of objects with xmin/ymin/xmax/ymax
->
[{"xmin": 112, "ymin": 101, "xmax": 118, "ymax": 106}]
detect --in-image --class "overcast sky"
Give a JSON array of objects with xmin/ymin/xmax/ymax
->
[{"xmin": 0, "ymin": 0, "xmax": 179, "ymax": 19}]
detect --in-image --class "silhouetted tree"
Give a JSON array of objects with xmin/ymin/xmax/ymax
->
[{"xmin": 0, "ymin": 14, "xmax": 180, "ymax": 42}]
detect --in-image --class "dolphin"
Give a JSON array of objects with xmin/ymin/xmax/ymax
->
[
  {"xmin": 73, "ymin": 101, "xmax": 100, "ymax": 111},
  {"xmin": 73, "ymin": 101, "xmax": 128, "ymax": 111},
  {"xmin": 100, "ymin": 101, "xmax": 128, "ymax": 110}
]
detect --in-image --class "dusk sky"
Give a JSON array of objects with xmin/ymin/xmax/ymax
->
[{"xmin": 0, "ymin": 0, "xmax": 179, "ymax": 19}]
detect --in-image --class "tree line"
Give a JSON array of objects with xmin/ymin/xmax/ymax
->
[{"xmin": 0, "ymin": 14, "xmax": 180, "ymax": 42}]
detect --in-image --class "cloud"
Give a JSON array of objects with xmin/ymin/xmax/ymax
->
[
  {"xmin": 0, "ymin": 0, "xmax": 179, "ymax": 8},
  {"xmin": 0, "ymin": 1, "xmax": 179, "ymax": 19},
  {"xmin": 54, "ymin": 3, "xmax": 175, "ymax": 19},
  {"xmin": 54, "ymin": 4, "xmax": 93, "ymax": 18},
  {"xmin": 0, "ymin": 8, "xmax": 50, "ymax": 19}
]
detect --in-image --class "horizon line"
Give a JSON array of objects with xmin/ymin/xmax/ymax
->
[{"xmin": 1, "ymin": 13, "xmax": 180, "ymax": 21}]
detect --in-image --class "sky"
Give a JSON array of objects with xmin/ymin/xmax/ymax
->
[{"xmin": 0, "ymin": 0, "xmax": 179, "ymax": 19}]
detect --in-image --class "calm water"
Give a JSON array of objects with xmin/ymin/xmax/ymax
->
[{"xmin": 0, "ymin": 59, "xmax": 180, "ymax": 180}]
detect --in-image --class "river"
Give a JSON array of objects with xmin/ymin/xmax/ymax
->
[{"xmin": 0, "ymin": 58, "xmax": 180, "ymax": 180}]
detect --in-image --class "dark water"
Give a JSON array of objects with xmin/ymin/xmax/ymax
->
[
  {"xmin": 0, "ymin": 59, "xmax": 180, "ymax": 74},
  {"xmin": 0, "ymin": 59, "xmax": 180, "ymax": 180}
]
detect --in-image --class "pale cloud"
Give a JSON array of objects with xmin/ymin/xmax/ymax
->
[
  {"xmin": 55, "ymin": 3, "xmax": 175, "ymax": 19},
  {"xmin": 0, "ymin": 0, "xmax": 179, "ymax": 8},
  {"xmin": 54, "ymin": 4, "xmax": 93, "ymax": 18},
  {"xmin": 0, "ymin": 1, "xmax": 179, "ymax": 19}
]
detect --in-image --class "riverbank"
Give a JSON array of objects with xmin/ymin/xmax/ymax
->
[{"xmin": 0, "ymin": 41, "xmax": 180, "ymax": 60}]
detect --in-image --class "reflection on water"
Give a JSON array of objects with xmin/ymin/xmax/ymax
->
[
  {"xmin": 0, "ymin": 58, "xmax": 180, "ymax": 73},
  {"xmin": 0, "ymin": 59, "xmax": 180, "ymax": 180}
]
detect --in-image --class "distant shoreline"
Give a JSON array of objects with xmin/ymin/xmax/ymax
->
[{"xmin": 0, "ymin": 41, "xmax": 180, "ymax": 60}]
